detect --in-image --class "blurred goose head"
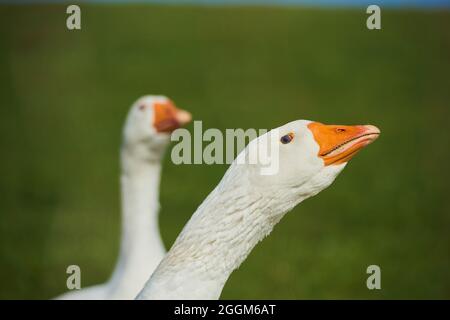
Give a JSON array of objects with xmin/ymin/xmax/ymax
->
[{"xmin": 122, "ymin": 95, "xmax": 191, "ymax": 159}]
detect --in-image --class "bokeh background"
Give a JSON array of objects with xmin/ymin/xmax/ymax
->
[{"xmin": 0, "ymin": 1, "xmax": 449, "ymax": 299}]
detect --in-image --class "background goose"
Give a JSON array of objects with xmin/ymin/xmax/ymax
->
[
  {"xmin": 137, "ymin": 120, "xmax": 380, "ymax": 300},
  {"xmin": 57, "ymin": 95, "xmax": 191, "ymax": 300}
]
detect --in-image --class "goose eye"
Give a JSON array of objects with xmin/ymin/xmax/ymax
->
[
  {"xmin": 280, "ymin": 133, "xmax": 294, "ymax": 144},
  {"xmin": 139, "ymin": 104, "xmax": 146, "ymax": 111}
]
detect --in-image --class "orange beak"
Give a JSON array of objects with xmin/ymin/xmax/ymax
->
[
  {"xmin": 308, "ymin": 122, "xmax": 380, "ymax": 166},
  {"xmin": 153, "ymin": 100, "xmax": 192, "ymax": 133}
]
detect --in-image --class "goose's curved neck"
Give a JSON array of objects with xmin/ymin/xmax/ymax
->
[
  {"xmin": 109, "ymin": 147, "xmax": 166, "ymax": 295},
  {"xmin": 138, "ymin": 166, "xmax": 303, "ymax": 300}
]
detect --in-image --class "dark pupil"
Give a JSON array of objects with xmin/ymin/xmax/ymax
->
[{"xmin": 281, "ymin": 135, "xmax": 291, "ymax": 144}]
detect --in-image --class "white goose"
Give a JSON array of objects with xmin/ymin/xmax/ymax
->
[
  {"xmin": 56, "ymin": 95, "xmax": 191, "ymax": 300},
  {"xmin": 137, "ymin": 120, "xmax": 380, "ymax": 299}
]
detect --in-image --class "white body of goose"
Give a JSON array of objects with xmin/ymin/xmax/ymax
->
[
  {"xmin": 56, "ymin": 95, "xmax": 191, "ymax": 300},
  {"xmin": 137, "ymin": 120, "xmax": 380, "ymax": 299}
]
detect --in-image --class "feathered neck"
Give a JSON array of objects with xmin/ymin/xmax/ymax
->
[
  {"xmin": 107, "ymin": 144, "xmax": 167, "ymax": 298},
  {"xmin": 137, "ymin": 162, "xmax": 307, "ymax": 300}
]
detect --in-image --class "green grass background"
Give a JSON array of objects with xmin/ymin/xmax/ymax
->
[{"xmin": 0, "ymin": 4, "xmax": 449, "ymax": 299}]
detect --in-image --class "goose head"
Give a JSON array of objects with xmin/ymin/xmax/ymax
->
[
  {"xmin": 122, "ymin": 95, "xmax": 191, "ymax": 159},
  {"xmin": 139, "ymin": 119, "xmax": 380, "ymax": 300},
  {"xmin": 243, "ymin": 120, "xmax": 380, "ymax": 204}
]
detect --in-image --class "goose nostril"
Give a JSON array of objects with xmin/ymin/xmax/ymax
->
[{"xmin": 336, "ymin": 128, "xmax": 346, "ymax": 133}]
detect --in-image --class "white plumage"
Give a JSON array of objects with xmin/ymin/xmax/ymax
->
[
  {"xmin": 56, "ymin": 95, "xmax": 191, "ymax": 300},
  {"xmin": 137, "ymin": 120, "xmax": 379, "ymax": 299}
]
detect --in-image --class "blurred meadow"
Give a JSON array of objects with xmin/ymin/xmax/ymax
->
[{"xmin": 0, "ymin": 4, "xmax": 449, "ymax": 299}]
